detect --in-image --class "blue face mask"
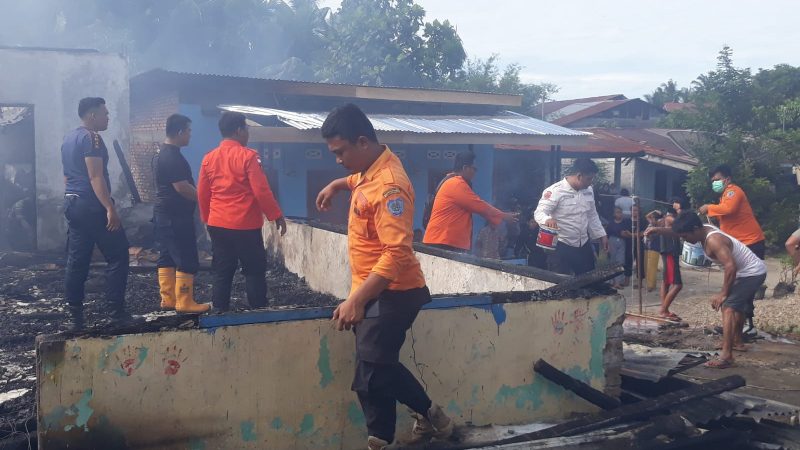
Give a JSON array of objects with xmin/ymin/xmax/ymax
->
[{"xmin": 712, "ymin": 180, "xmax": 725, "ymax": 193}]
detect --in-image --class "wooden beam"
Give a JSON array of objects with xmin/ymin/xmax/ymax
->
[
  {"xmin": 249, "ymin": 127, "xmax": 588, "ymax": 147},
  {"xmin": 488, "ymin": 375, "xmax": 745, "ymax": 447},
  {"xmin": 251, "ymin": 79, "xmax": 522, "ymax": 106},
  {"xmin": 533, "ymin": 359, "xmax": 621, "ymax": 410}
]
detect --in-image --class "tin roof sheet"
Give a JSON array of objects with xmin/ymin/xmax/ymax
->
[{"xmin": 219, "ymin": 105, "xmax": 588, "ymax": 137}]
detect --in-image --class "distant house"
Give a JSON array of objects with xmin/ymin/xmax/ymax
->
[
  {"xmin": 536, "ymin": 95, "xmax": 698, "ymax": 213},
  {"xmin": 542, "ymin": 94, "xmax": 666, "ymax": 128},
  {"xmin": 662, "ymin": 102, "xmax": 696, "ymax": 114}
]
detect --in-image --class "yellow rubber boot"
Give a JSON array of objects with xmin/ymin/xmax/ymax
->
[
  {"xmin": 158, "ymin": 267, "xmax": 177, "ymax": 310},
  {"xmin": 175, "ymin": 271, "xmax": 211, "ymax": 314}
]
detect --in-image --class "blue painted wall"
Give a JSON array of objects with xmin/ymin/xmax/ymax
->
[
  {"xmin": 173, "ymin": 101, "xmax": 497, "ymax": 238},
  {"xmin": 179, "ymin": 104, "xmax": 221, "ymax": 180}
]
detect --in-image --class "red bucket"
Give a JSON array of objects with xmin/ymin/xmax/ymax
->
[{"xmin": 536, "ymin": 225, "xmax": 559, "ymax": 251}]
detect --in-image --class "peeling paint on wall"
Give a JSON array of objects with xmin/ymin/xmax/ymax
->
[
  {"xmin": 98, "ymin": 336, "xmax": 124, "ymax": 370},
  {"xmin": 495, "ymin": 382, "xmax": 544, "ymax": 410},
  {"xmin": 298, "ymin": 414, "xmax": 315, "ymax": 436},
  {"xmin": 240, "ymin": 420, "xmax": 258, "ymax": 442},
  {"xmin": 43, "ymin": 389, "xmax": 95, "ymax": 433},
  {"xmin": 347, "ymin": 402, "xmax": 365, "ymax": 427},
  {"xmin": 590, "ymin": 301, "xmax": 613, "ymax": 381},
  {"xmin": 318, "ymin": 336, "xmax": 333, "ymax": 388}
]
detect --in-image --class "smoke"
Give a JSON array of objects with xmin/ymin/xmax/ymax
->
[{"xmin": 0, "ymin": 0, "xmax": 296, "ymax": 77}]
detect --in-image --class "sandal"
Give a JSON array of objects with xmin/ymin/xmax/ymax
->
[
  {"xmin": 704, "ymin": 358, "xmax": 734, "ymax": 369},
  {"xmin": 715, "ymin": 344, "xmax": 748, "ymax": 352},
  {"xmin": 660, "ymin": 312, "xmax": 682, "ymax": 321}
]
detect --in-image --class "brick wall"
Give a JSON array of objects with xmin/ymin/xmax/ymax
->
[{"xmin": 130, "ymin": 91, "xmax": 179, "ymax": 202}]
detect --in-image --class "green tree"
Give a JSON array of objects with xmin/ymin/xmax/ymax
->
[
  {"xmin": 644, "ymin": 79, "xmax": 690, "ymax": 109},
  {"xmin": 672, "ymin": 47, "xmax": 800, "ymax": 246},
  {"xmin": 452, "ymin": 55, "xmax": 559, "ymax": 116},
  {"xmin": 315, "ymin": 0, "xmax": 466, "ymax": 87}
]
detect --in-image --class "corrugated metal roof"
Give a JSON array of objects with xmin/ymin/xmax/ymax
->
[
  {"xmin": 220, "ymin": 105, "xmax": 588, "ymax": 137},
  {"xmin": 622, "ymin": 344, "xmax": 708, "ymax": 382}
]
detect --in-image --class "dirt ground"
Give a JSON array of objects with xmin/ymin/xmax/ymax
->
[
  {"xmin": 622, "ymin": 256, "xmax": 800, "ymax": 406},
  {"xmin": 0, "ymin": 252, "xmax": 338, "ymax": 444}
]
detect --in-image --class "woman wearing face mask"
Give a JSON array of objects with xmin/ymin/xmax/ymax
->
[{"xmin": 698, "ymin": 164, "xmax": 766, "ymax": 334}]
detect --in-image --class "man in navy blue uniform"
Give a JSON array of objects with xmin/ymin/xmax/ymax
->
[{"xmin": 61, "ymin": 97, "xmax": 129, "ymax": 330}]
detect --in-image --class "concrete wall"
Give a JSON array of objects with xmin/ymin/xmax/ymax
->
[
  {"xmin": 37, "ymin": 293, "xmax": 625, "ymax": 450},
  {"xmin": 0, "ymin": 48, "xmax": 130, "ymax": 250},
  {"xmin": 262, "ymin": 220, "xmax": 554, "ymax": 300}
]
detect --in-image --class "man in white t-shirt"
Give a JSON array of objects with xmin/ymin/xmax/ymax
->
[
  {"xmin": 614, "ymin": 189, "xmax": 634, "ymax": 219},
  {"xmin": 670, "ymin": 212, "xmax": 766, "ymax": 369}
]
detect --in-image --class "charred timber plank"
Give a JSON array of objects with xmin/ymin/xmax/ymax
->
[
  {"xmin": 533, "ymin": 359, "xmax": 621, "ymax": 410},
  {"xmin": 543, "ymin": 264, "xmax": 624, "ymax": 294},
  {"xmin": 490, "ymin": 375, "xmax": 745, "ymax": 446},
  {"xmin": 113, "ymin": 139, "xmax": 141, "ymax": 204}
]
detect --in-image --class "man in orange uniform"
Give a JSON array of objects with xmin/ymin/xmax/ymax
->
[
  {"xmin": 197, "ymin": 111, "xmax": 286, "ymax": 312},
  {"xmin": 423, "ymin": 151, "xmax": 517, "ymax": 253},
  {"xmin": 699, "ymin": 164, "xmax": 766, "ymax": 333},
  {"xmin": 316, "ymin": 104, "xmax": 453, "ymax": 450}
]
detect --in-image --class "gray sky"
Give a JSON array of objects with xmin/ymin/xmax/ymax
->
[{"xmin": 320, "ymin": 0, "xmax": 800, "ymax": 100}]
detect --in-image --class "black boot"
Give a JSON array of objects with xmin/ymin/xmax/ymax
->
[
  {"xmin": 67, "ymin": 305, "xmax": 85, "ymax": 332},
  {"xmin": 244, "ymin": 275, "xmax": 268, "ymax": 309},
  {"xmin": 108, "ymin": 302, "xmax": 133, "ymax": 326}
]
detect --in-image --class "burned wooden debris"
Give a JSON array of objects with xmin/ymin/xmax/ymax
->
[
  {"xmin": 412, "ymin": 350, "xmax": 800, "ymax": 450},
  {"xmin": 533, "ymin": 359, "xmax": 622, "ymax": 410}
]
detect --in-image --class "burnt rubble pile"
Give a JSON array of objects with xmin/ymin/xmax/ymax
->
[{"xmin": 0, "ymin": 252, "xmax": 337, "ymax": 448}]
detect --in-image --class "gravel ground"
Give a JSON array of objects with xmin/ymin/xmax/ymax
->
[{"xmin": 623, "ymin": 257, "xmax": 800, "ymax": 336}]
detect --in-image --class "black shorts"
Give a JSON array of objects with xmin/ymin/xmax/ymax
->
[
  {"xmin": 662, "ymin": 253, "xmax": 682, "ymax": 286},
  {"xmin": 723, "ymin": 273, "xmax": 767, "ymax": 315},
  {"xmin": 354, "ymin": 287, "xmax": 431, "ymax": 364},
  {"xmin": 747, "ymin": 240, "xmax": 766, "ymax": 260}
]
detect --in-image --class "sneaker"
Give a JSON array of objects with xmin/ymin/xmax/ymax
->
[
  {"xmin": 407, "ymin": 404, "xmax": 454, "ymax": 444},
  {"xmin": 367, "ymin": 436, "xmax": 394, "ymax": 450},
  {"xmin": 743, "ymin": 324, "xmax": 757, "ymax": 336}
]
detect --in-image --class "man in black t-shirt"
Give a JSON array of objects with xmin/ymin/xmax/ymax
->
[
  {"xmin": 61, "ymin": 97, "xmax": 130, "ymax": 330},
  {"xmin": 153, "ymin": 114, "xmax": 210, "ymax": 313}
]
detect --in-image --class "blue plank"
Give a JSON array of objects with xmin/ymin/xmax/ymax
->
[
  {"xmin": 200, "ymin": 307, "xmax": 335, "ymax": 328},
  {"xmin": 199, "ymin": 295, "xmax": 495, "ymax": 329},
  {"xmin": 424, "ymin": 295, "xmax": 493, "ymax": 310}
]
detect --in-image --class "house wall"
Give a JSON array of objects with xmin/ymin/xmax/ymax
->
[
  {"xmin": 129, "ymin": 93, "xmax": 499, "ymax": 234},
  {"xmin": 37, "ymin": 291, "xmax": 625, "ymax": 450},
  {"xmin": 0, "ymin": 49, "xmax": 129, "ymax": 250},
  {"xmin": 262, "ymin": 219, "xmax": 553, "ymax": 300},
  {"xmin": 129, "ymin": 88, "xmax": 180, "ymax": 202},
  {"xmin": 632, "ymin": 159, "xmax": 688, "ymax": 213}
]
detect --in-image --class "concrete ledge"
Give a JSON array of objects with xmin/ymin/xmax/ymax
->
[
  {"xmin": 264, "ymin": 219, "xmax": 557, "ymax": 299},
  {"xmin": 37, "ymin": 294, "xmax": 626, "ymax": 450}
]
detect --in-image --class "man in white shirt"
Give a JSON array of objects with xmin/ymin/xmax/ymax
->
[
  {"xmin": 614, "ymin": 189, "xmax": 634, "ymax": 219},
  {"xmin": 664, "ymin": 212, "xmax": 767, "ymax": 369},
  {"xmin": 534, "ymin": 158, "xmax": 608, "ymax": 275}
]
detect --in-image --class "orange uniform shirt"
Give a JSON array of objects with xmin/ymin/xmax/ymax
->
[
  {"xmin": 706, "ymin": 183, "xmax": 765, "ymax": 245},
  {"xmin": 423, "ymin": 176, "xmax": 505, "ymax": 250},
  {"xmin": 346, "ymin": 146, "xmax": 426, "ymax": 293},
  {"xmin": 197, "ymin": 139, "xmax": 282, "ymax": 230}
]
